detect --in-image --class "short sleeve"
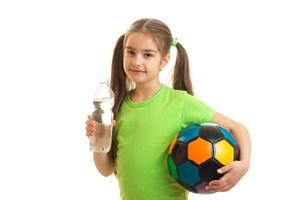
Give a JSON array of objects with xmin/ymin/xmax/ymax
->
[{"xmin": 181, "ymin": 93, "xmax": 215, "ymax": 125}]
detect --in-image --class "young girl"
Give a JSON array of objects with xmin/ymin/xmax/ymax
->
[{"xmin": 86, "ymin": 18, "xmax": 251, "ymax": 200}]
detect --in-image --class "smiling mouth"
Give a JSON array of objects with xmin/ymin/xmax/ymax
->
[{"xmin": 129, "ymin": 68, "xmax": 146, "ymax": 73}]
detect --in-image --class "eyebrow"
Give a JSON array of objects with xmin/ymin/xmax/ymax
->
[{"xmin": 125, "ymin": 46, "xmax": 157, "ymax": 54}]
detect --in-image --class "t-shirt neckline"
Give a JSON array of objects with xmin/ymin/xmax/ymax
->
[{"xmin": 126, "ymin": 85, "xmax": 167, "ymax": 107}]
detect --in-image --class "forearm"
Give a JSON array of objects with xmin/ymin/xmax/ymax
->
[
  {"xmin": 230, "ymin": 122, "xmax": 251, "ymax": 168},
  {"xmin": 93, "ymin": 152, "xmax": 115, "ymax": 177}
]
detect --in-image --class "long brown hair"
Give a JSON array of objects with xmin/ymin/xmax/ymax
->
[{"xmin": 109, "ymin": 18, "xmax": 194, "ymax": 165}]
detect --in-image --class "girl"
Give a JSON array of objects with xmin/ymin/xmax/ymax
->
[{"xmin": 86, "ymin": 18, "xmax": 250, "ymax": 200}]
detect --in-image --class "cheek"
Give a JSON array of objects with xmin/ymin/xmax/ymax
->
[
  {"xmin": 123, "ymin": 59, "xmax": 129, "ymax": 70},
  {"xmin": 123, "ymin": 56, "xmax": 132, "ymax": 66}
]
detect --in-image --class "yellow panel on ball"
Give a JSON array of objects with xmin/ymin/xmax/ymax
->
[
  {"xmin": 188, "ymin": 138, "xmax": 212, "ymax": 165},
  {"xmin": 214, "ymin": 140, "xmax": 234, "ymax": 165}
]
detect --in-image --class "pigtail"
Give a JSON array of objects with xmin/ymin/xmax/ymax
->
[
  {"xmin": 172, "ymin": 42, "xmax": 194, "ymax": 95},
  {"xmin": 111, "ymin": 34, "xmax": 126, "ymax": 116},
  {"xmin": 109, "ymin": 34, "xmax": 126, "ymax": 166}
]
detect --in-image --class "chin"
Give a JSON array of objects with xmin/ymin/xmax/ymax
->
[{"xmin": 128, "ymin": 75, "xmax": 146, "ymax": 83}]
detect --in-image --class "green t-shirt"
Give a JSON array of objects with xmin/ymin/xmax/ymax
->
[{"xmin": 115, "ymin": 85, "xmax": 215, "ymax": 200}]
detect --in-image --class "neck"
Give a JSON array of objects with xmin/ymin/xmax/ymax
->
[{"xmin": 131, "ymin": 81, "xmax": 162, "ymax": 102}]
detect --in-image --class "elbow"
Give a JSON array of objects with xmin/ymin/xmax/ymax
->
[
  {"xmin": 230, "ymin": 121, "xmax": 248, "ymax": 133},
  {"xmin": 100, "ymin": 171, "xmax": 113, "ymax": 177},
  {"xmin": 95, "ymin": 165, "xmax": 115, "ymax": 177},
  {"xmin": 93, "ymin": 152, "xmax": 115, "ymax": 177}
]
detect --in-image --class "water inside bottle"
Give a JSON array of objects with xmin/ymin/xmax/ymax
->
[
  {"xmin": 90, "ymin": 123, "xmax": 113, "ymax": 153},
  {"xmin": 92, "ymin": 98, "xmax": 113, "ymax": 124},
  {"xmin": 90, "ymin": 98, "xmax": 114, "ymax": 153}
]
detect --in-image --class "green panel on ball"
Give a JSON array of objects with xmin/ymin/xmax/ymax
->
[{"xmin": 167, "ymin": 156, "xmax": 178, "ymax": 179}]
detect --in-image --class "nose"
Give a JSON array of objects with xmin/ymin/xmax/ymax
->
[{"xmin": 132, "ymin": 54, "xmax": 143, "ymax": 66}]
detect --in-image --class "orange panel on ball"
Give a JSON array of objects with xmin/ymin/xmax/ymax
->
[
  {"xmin": 188, "ymin": 138, "xmax": 212, "ymax": 165},
  {"xmin": 168, "ymin": 137, "xmax": 177, "ymax": 155}
]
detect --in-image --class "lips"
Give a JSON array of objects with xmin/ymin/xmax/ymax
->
[{"xmin": 129, "ymin": 68, "xmax": 146, "ymax": 73}]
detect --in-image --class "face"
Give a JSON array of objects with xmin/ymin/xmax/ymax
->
[{"xmin": 123, "ymin": 32, "xmax": 169, "ymax": 86}]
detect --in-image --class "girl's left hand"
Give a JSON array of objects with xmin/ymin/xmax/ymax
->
[{"xmin": 205, "ymin": 161, "xmax": 249, "ymax": 193}]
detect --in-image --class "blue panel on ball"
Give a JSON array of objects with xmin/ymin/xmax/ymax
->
[
  {"xmin": 219, "ymin": 127, "xmax": 237, "ymax": 145},
  {"xmin": 178, "ymin": 125, "xmax": 200, "ymax": 143},
  {"xmin": 178, "ymin": 161, "xmax": 200, "ymax": 186}
]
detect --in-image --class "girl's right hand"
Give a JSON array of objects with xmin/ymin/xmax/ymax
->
[
  {"xmin": 85, "ymin": 115, "xmax": 116, "ymax": 138},
  {"xmin": 85, "ymin": 115, "xmax": 95, "ymax": 138}
]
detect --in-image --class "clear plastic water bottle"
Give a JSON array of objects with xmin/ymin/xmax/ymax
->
[{"xmin": 89, "ymin": 79, "xmax": 114, "ymax": 153}]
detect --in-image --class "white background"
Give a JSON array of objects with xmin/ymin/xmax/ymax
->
[{"xmin": 0, "ymin": 0, "xmax": 299, "ymax": 199}]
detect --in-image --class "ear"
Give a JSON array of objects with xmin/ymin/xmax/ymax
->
[{"xmin": 159, "ymin": 53, "xmax": 170, "ymax": 70}]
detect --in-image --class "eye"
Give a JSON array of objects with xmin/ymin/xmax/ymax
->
[
  {"xmin": 126, "ymin": 50, "xmax": 135, "ymax": 56},
  {"xmin": 144, "ymin": 53, "xmax": 154, "ymax": 58}
]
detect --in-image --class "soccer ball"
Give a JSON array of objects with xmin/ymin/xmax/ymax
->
[{"xmin": 167, "ymin": 123, "xmax": 239, "ymax": 193}]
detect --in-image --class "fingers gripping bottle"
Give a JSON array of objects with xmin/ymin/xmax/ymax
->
[{"xmin": 90, "ymin": 79, "xmax": 114, "ymax": 153}]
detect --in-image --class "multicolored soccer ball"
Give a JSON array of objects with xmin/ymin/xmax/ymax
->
[{"xmin": 167, "ymin": 123, "xmax": 240, "ymax": 193}]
